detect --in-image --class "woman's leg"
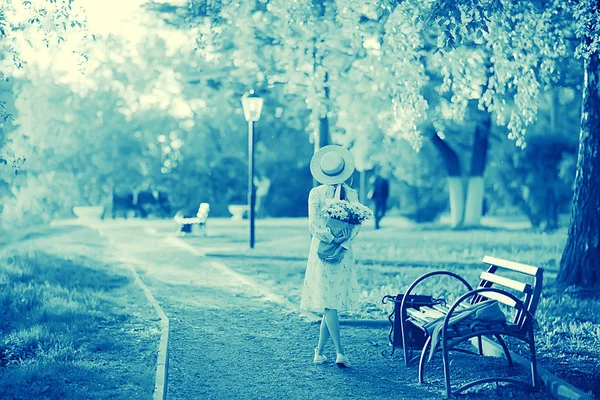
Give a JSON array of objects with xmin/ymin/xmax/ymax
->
[
  {"xmin": 316, "ymin": 315, "xmax": 330, "ymax": 355},
  {"xmin": 323, "ymin": 308, "xmax": 344, "ymax": 355}
]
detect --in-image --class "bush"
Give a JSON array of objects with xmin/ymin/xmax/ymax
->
[
  {"xmin": 489, "ymin": 134, "xmax": 577, "ymax": 230},
  {"xmin": 263, "ymin": 162, "xmax": 313, "ymax": 217},
  {"xmin": 0, "ymin": 171, "xmax": 83, "ymax": 229},
  {"xmin": 386, "ymin": 141, "xmax": 448, "ymax": 223}
]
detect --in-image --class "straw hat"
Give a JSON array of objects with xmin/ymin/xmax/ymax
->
[{"xmin": 310, "ymin": 145, "xmax": 355, "ymax": 185}]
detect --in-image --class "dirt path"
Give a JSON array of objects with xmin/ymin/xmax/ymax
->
[{"xmin": 81, "ymin": 222, "xmax": 443, "ymax": 400}]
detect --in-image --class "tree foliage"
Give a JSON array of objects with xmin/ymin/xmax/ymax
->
[
  {"xmin": 0, "ymin": 0, "xmax": 87, "ymax": 168},
  {"xmin": 426, "ymin": 0, "xmax": 599, "ymax": 287}
]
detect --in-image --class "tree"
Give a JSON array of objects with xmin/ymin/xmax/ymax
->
[
  {"xmin": 486, "ymin": 68, "xmax": 582, "ymax": 231},
  {"xmin": 427, "ymin": 0, "xmax": 569, "ymax": 227},
  {"xmin": 0, "ymin": 0, "xmax": 87, "ymax": 168},
  {"xmin": 0, "ymin": 19, "xmax": 216, "ymax": 225},
  {"xmin": 557, "ymin": 0, "xmax": 600, "ymax": 287},
  {"xmin": 328, "ymin": 0, "xmax": 569, "ymax": 227},
  {"xmin": 266, "ymin": 0, "xmax": 384, "ymax": 152},
  {"xmin": 184, "ymin": 0, "xmax": 397, "ymax": 154},
  {"xmin": 490, "ymin": 133, "xmax": 577, "ymax": 230},
  {"xmin": 1, "ymin": 1, "xmax": 322, "ymax": 224},
  {"xmin": 428, "ymin": 0, "xmax": 599, "ymax": 287}
]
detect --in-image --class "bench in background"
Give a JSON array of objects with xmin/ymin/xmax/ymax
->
[{"xmin": 174, "ymin": 203, "xmax": 210, "ymax": 237}]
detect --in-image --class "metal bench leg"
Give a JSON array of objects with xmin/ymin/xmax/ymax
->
[
  {"xmin": 403, "ymin": 341, "xmax": 409, "ymax": 366},
  {"xmin": 529, "ymin": 329, "xmax": 538, "ymax": 388},
  {"xmin": 442, "ymin": 339, "xmax": 453, "ymax": 398},
  {"xmin": 493, "ymin": 334, "xmax": 513, "ymax": 367},
  {"xmin": 401, "ymin": 318, "xmax": 410, "ymax": 366},
  {"xmin": 418, "ymin": 337, "xmax": 432, "ymax": 384},
  {"xmin": 477, "ymin": 335, "xmax": 483, "ymax": 355}
]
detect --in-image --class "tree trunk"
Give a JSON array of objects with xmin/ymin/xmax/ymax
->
[
  {"xmin": 359, "ymin": 169, "xmax": 366, "ymax": 202},
  {"xmin": 318, "ymin": 113, "xmax": 330, "ymax": 149},
  {"xmin": 544, "ymin": 187, "xmax": 558, "ymax": 231},
  {"xmin": 464, "ymin": 177, "xmax": 484, "ymax": 225},
  {"xmin": 447, "ymin": 177, "xmax": 465, "ymax": 227},
  {"xmin": 557, "ymin": 45, "xmax": 600, "ymax": 288},
  {"xmin": 430, "ymin": 132, "xmax": 464, "ymax": 227},
  {"xmin": 313, "ymin": 112, "xmax": 330, "ymax": 155},
  {"xmin": 311, "ymin": 0, "xmax": 329, "ymax": 155},
  {"xmin": 317, "ymin": 71, "xmax": 331, "ymax": 150},
  {"xmin": 464, "ymin": 111, "xmax": 491, "ymax": 226},
  {"xmin": 550, "ymin": 86, "xmax": 559, "ymax": 133},
  {"xmin": 312, "ymin": 72, "xmax": 330, "ymax": 186}
]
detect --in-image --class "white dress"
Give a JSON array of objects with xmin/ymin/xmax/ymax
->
[{"xmin": 300, "ymin": 184, "xmax": 361, "ymax": 313}]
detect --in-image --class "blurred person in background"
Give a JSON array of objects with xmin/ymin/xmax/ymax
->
[{"xmin": 367, "ymin": 167, "xmax": 390, "ymax": 229}]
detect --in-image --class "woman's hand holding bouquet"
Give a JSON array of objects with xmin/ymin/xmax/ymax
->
[
  {"xmin": 332, "ymin": 226, "xmax": 352, "ymax": 244},
  {"xmin": 317, "ymin": 200, "xmax": 373, "ymax": 263}
]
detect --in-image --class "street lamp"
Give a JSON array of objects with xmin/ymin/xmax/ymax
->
[{"xmin": 241, "ymin": 91, "xmax": 263, "ymax": 249}]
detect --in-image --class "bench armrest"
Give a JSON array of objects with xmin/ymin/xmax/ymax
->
[
  {"xmin": 401, "ymin": 270, "xmax": 473, "ymax": 312},
  {"xmin": 399, "ymin": 271, "xmax": 473, "ymax": 358}
]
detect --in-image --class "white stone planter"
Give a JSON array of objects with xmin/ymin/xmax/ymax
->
[
  {"xmin": 228, "ymin": 205, "xmax": 248, "ymax": 220},
  {"xmin": 73, "ymin": 206, "xmax": 104, "ymax": 220}
]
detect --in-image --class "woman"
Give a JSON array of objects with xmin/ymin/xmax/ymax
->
[{"xmin": 300, "ymin": 145, "xmax": 361, "ymax": 368}]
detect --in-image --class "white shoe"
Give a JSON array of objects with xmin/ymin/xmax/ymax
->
[
  {"xmin": 336, "ymin": 353, "xmax": 351, "ymax": 368},
  {"xmin": 314, "ymin": 348, "xmax": 327, "ymax": 365}
]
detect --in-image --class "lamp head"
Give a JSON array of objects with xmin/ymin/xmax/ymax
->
[{"xmin": 241, "ymin": 91, "xmax": 263, "ymax": 122}]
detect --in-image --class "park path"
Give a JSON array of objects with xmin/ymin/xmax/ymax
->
[{"xmin": 89, "ymin": 221, "xmax": 443, "ymax": 400}]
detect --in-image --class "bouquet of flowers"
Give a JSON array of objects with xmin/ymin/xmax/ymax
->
[
  {"xmin": 318, "ymin": 200, "xmax": 373, "ymax": 263},
  {"xmin": 322, "ymin": 199, "xmax": 374, "ymax": 225}
]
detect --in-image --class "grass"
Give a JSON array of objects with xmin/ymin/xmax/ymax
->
[
  {"xmin": 534, "ymin": 286, "xmax": 600, "ymax": 397},
  {"xmin": 215, "ymin": 225, "xmax": 599, "ymax": 399},
  {"xmin": 356, "ymin": 227, "xmax": 566, "ymax": 269},
  {"xmin": 184, "ymin": 222, "xmax": 567, "ymax": 271},
  {"xmin": 0, "ymin": 251, "xmax": 159, "ymax": 400}
]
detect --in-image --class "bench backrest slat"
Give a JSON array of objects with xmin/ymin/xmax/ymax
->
[
  {"xmin": 476, "ymin": 290, "xmax": 517, "ymax": 308},
  {"xmin": 480, "ymin": 272, "xmax": 532, "ymax": 294},
  {"xmin": 478, "ymin": 256, "xmax": 543, "ymax": 329},
  {"xmin": 482, "ymin": 256, "xmax": 539, "ymax": 276},
  {"xmin": 197, "ymin": 203, "xmax": 210, "ymax": 221}
]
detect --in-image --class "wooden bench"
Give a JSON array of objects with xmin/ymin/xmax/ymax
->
[
  {"xmin": 174, "ymin": 203, "xmax": 210, "ymax": 236},
  {"xmin": 398, "ymin": 256, "xmax": 543, "ymax": 397}
]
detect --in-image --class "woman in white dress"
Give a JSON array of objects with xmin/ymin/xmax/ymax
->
[{"xmin": 300, "ymin": 145, "xmax": 361, "ymax": 368}]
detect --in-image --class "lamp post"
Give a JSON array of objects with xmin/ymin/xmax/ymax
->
[{"xmin": 241, "ymin": 91, "xmax": 263, "ymax": 249}]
